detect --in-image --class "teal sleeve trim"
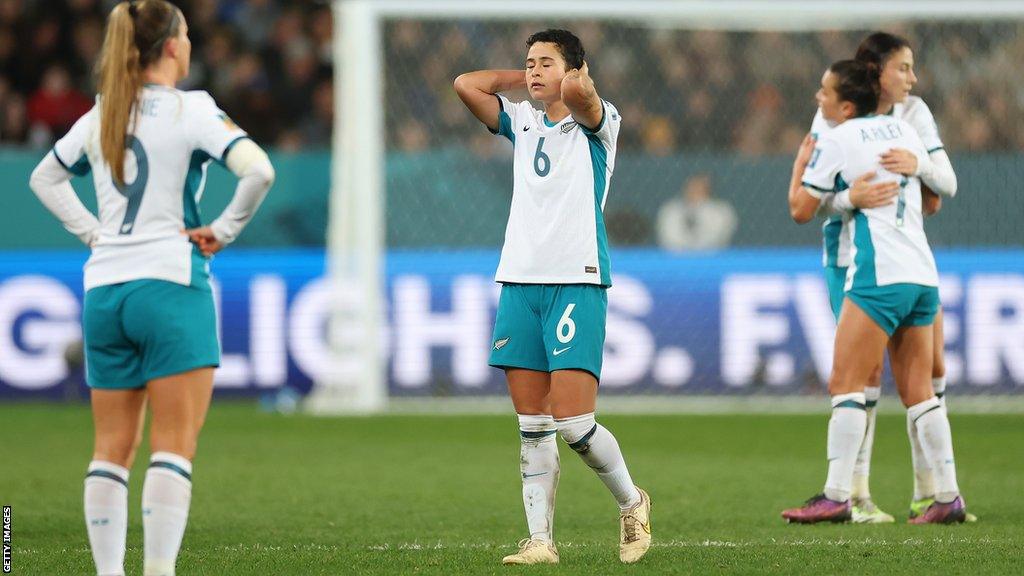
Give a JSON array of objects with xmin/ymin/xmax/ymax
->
[
  {"xmin": 802, "ymin": 181, "xmax": 834, "ymax": 193},
  {"xmin": 927, "ymin": 146, "xmax": 945, "ymax": 153},
  {"xmin": 219, "ymin": 135, "xmax": 249, "ymax": 165},
  {"xmin": 52, "ymin": 148, "xmax": 91, "ymax": 176}
]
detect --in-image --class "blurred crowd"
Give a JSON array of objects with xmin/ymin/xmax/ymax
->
[
  {"xmin": 0, "ymin": 0, "xmax": 333, "ymax": 150},
  {"xmin": 387, "ymin": 20, "xmax": 1024, "ymax": 156},
  {"xmin": 2, "ymin": 1, "xmax": 1023, "ymax": 155}
]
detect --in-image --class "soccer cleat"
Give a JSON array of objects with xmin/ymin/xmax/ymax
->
[
  {"xmin": 782, "ymin": 493, "xmax": 851, "ymax": 524},
  {"xmin": 911, "ymin": 497, "xmax": 977, "ymax": 522},
  {"xmin": 851, "ymin": 498, "xmax": 895, "ymax": 524},
  {"xmin": 909, "ymin": 495, "xmax": 967, "ymax": 524},
  {"xmin": 909, "ymin": 497, "xmax": 934, "ymax": 520},
  {"xmin": 502, "ymin": 538, "xmax": 559, "ymax": 565},
  {"xmin": 619, "ymin": 487, "xmax": 652, "ymax": 563}
]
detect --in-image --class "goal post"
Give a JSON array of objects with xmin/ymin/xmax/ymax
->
[{"xmin": 312, "ymin": 0, "xmax": 1024, "ymax": 413}]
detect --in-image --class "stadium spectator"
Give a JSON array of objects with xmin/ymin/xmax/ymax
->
[
  {"xmin": 656, "ymin": 174, "xmax": 738, "ymax": 251},
  {"xmin": 26, "ymin": 64, "xmax": 92, "ymax": 140},
  {"xmin": 0, "ymin": 3, "xmax": 1021, "ymax": 155}
]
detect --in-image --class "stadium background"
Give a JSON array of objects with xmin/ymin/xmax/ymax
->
[{"xmin": 0, "ymin": 0, "xmax": 1022, "ymax": 401}]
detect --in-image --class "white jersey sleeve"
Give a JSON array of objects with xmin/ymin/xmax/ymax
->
[
  {"xmin": 579, "ymin": 100, "xmax": 621, "ymax": 151},
  {"xmin": 901, "ymin": 96, "xmax": 944, "ymax": 152},
  {"xmin": 490, "ymin": 94, "xmax": 525, "ymax": 142},
  {"xmin": 185, "ymin": 91, "xmax": 248, "ymax": 161},
  {"xmin": 53, "ymin": 105, "xmax": 98, "ymax": 176},
  {"xmin": 802, "ymin": 135, "xmax": 845, "ymax": 197}
]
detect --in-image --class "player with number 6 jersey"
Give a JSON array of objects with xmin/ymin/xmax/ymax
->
[
  {"xmin": 454, "ymin": 29, "xmax": 651, "ymax": 565},
  {"xmin": 28, "ymin": 2, "xmax": 275, "ymax": 575}
]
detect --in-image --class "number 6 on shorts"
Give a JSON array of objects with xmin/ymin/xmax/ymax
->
[{"xmin": 557, "ymin": 303, "xmax": 576, "ymax": 344}]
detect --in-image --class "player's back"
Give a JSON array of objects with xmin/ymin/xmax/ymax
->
[
  {"xmin": 54, "ymin": 86, "xmax": 246, "ymax": 289},
  {"xmin": 825, "ymin": 115, "xmax": 937, "ymax": 288}
]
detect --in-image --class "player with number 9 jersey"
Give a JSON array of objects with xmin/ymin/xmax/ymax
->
[{"xmin": 28, "ymin": 2, "xmax": 275, "ymax": 575}]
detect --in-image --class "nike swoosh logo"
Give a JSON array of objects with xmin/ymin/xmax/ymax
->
[
  {"xmin": 552, "ymin": 347, "xmax": 572, "ymax": 356},
  {"xmin": 524, "ymin": 126, "xmax": 530, "ymax": 131},
  {"xmin": 522, "ymin": 472, "xmax": 547, "ymax": 478}
]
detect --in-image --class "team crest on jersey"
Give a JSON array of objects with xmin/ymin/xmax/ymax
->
[
  {"xmin": 561, "ymin": 121, "xmax": 577, "ymax": 134},
  {"xmin": 493, "ymin": 337, "xmax": 510, "ymax": 350}
]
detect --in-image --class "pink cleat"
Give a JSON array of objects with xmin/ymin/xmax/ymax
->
[
  {"xmin": 908, "ymin": 496, "xmax": 967, "ymax": 524},
  {"xmin": 782, "ymin": 494, "xmax": 851, "ymax": 524}
]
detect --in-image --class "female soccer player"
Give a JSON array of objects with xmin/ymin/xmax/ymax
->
[
  {"xmin": 793, "ymin": 32, "xmax": 959, "ymax": 523},
  {"xmin": 782, "ymin": 60, "xmax": 966, "ymax": 525},
  {"xmin": 453, "ymin": 29, "xmax": 650, "ymax": 564},
  {"xmin": 28, "ymin": 2, "xmax": 274, "ymax": 574}
]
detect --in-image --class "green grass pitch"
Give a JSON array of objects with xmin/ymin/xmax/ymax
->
[{"xmin": 2, "ymin": 402, "xmax": 1022, "ymax": 575}]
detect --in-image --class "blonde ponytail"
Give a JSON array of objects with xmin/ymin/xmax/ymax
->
[
  {"xmin": 97, "ymin": 2, "xmax": 141, "ymax": 186},
  {"xmin": 96, "ymin": 0, "xmax": 179, "ymax": 186}
]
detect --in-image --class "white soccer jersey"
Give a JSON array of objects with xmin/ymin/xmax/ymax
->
[
  {"xmin": 52, "ymin": 86, "xmax": 247, "ymax": 290},
  {"xmin": 809, "ymin": 96, "xmax": 945, "ymax": 268},
  {"xmin": 803, "ymin": 115, "xmax": 938, "ymax": 288},
  {"xmin": 491, "ymin": 94, "xmax": 620, "ymax": 286}
]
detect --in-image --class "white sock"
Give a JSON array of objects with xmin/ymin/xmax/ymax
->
[
  {"xmin": 852, "ymin": 386, "xmax": 880, "ymax": 500},
  {"xmin": 909, "ymin": 398, "xmax": 960, "ymax": 503},
  {"xmin": 555, "ymin": 413, "xmax": 641, "ymax": 511},
  {"xmin": 823, "ymin": 392, "xmax": 867, "ymax": 502},
  {"xmin": 906, "ymin": 410, "xmax": 935, "ymax": 500},
  {"xmin": 518, "ymin": 414, "xmax": 559, "ymax": 542},
  {"xmin": 932, "ymin": 376, "xmax": 947, "ymax": 408},
  {"xmin": 84, "ymin": 461, "xmax": 129, "ymax": 576},
  {"xmin": 143, "ymin": 452, "xmax": 193, "ymax": 576}
]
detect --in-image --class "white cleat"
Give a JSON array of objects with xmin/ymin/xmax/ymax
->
[
  {"xmin": 852, "ymin": 498, "xmax": 896, "ymax": 524},
  {"xmin": 619, "ymin": 486, "xmax": 652, "ymax": 564},
  {"xmin": 502, "ymin": 538, "xmax": 559, "ymax": 565}
]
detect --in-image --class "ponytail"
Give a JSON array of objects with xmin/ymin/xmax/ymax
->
[{"xmin": 96, "ymin": 0, "xmax": 179, "ymax": 186}]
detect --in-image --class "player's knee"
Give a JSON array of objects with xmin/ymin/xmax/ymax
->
[
  {"xmin": 554, "ymin": 412, "xmax": 597, "ymax": 451},
  {"xmin": 94, "ymin": 433, "xmax": 139, "ymax": 469}
]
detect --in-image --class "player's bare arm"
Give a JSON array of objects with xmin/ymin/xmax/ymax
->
[
  {"xmin": 453, "ymin": 70, "xmax": 527, "ymax": 131},
  {"xmin": 561, "ymin": 61, "xmax": 603, "ymax": 130},
  {"xmin": 789, "ymin": 134, "xmax": 823, "ymax": 223}
]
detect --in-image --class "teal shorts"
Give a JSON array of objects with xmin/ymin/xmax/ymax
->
[
  {"xmin": 488, "ymin": 283, "xmax": 607, "ymax": 380},
  {"xmin": 845, "ymin": 283, "xmax": 940, "ymax": 336},
  {"xmin": 825, "ymin": 266, "xmax": 848, "ymax": 321},
  {"xmin": 83, "ymin": 279, "xmax": 220, "ymax": 389}
]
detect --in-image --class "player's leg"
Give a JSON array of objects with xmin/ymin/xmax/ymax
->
[
  {"xmin": 931, "ymin": 307, "xmax": 947, "ymax": 405},
  {"xmin": 504, "ymin": 368, "xmax": 560, "ymax": 565},
  {"xmin": 82, "ymin": 284, "xmax": 148, "ymax": 576},
  {"xmin": 549, "ymin": 369, "xmax": 641, "ymax": 511},
  {"xmin": 143, "ymin": 368, "xmax": 214, "ymax": 576},
  {"xmin": 119, "ymin": 279, "xmax": 220, "ymax": 576},
  {"xmin": 548, "ymin": 370, "xmax": 650, "ymax": 563},
  {"xmin": 893, "ymin": 291, "xmax": 966, "ymax": 524},
  {"xmin": 492, "ymin": 285, "xmax": 559, "ymax": 565},
  {"xmin": 543, "ymin": 285, "xmax": 649, "ymax": 563},
  {"xmin": 850, "ymin": 362, "xmax": 894, "ymax": 523},
  {"xmin": 87, "ymin": 389, "xmax": 146, "ymax": 576},
  {"xmin": 783, "ymin": 296, "xmax": 888, "ymax": 523}
]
